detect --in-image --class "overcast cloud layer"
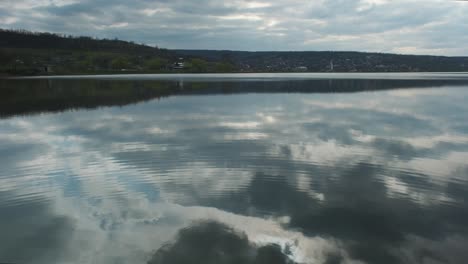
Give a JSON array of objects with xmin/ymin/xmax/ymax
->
[{"xmin": 1, "ymin": 0, "xmax": 468, "ymax": 55}]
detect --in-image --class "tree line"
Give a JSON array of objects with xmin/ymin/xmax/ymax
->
[{"xmin": 0, "ymin": 29, "xmax": 236, "ymax": 76}]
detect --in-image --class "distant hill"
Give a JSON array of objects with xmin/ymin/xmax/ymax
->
[
  {"xmin": 0, "ymin": 29, "xmax": 234, "ymax": 76},
  {"xmin": 1, "ymin": 28, "xmax": 468, "ymax": 76},
  {"xmin": 174, "ymin": 49, "xmax": 468, "ymax": 72}
]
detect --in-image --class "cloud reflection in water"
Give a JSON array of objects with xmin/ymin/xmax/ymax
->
[{"xmin": 0, "ymin": 78, "xmax": 468, "ymax": 263}]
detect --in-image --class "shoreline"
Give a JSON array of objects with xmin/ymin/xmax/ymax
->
[{"xmin": 4, "ymin": 72, "xmax": 468, "ymax": 81}]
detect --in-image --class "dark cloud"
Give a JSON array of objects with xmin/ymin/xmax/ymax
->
[
  {"xmin": 147, "ymin": 220, "xmax": 295, "ymax": 264},
  {"xmin": 195, "ymin": 165, "xmax": 468, "ymax": 264},
  {"xmin": 303, "ymin": 122, "xmax": 357, "ymax": 145},
  {"xmin": 0, "ymin": 141, "xmax": 47, "ymax": 167},
  {"xmin": 0, "ymin": 191, "xmax": 76, "ymax": 264},
  {"xmin": 370, "ymin": 138, "xmax": 429, "ymax": 160}
]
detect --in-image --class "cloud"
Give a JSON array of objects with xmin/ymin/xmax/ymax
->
[{"xmin": 1, "ymin": 0, "xmax": 468, "ymax": 55}]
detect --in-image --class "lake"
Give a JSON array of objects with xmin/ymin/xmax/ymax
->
[{"xmin": 1, "ymin": 73, "xmax": 468, "ymax": 264}]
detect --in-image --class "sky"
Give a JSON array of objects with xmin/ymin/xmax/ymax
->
[{"xmin": 1, "ymin": 0, "xmax": 468, "ymax": 55}]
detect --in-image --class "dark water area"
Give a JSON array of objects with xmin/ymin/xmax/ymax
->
[
  {"xmin": 1, "ymin": 73, "xmax": 468, "ymax": 264},
  {"xmin": 2, "ymin": 75, "xmax": 468, "ymax": 118}
]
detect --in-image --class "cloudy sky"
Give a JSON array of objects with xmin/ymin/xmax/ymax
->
[{"xmin": 1, "ymin": 0, "xmax": 468, "ymax": 55}]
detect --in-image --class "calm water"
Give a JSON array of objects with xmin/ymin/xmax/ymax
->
[{"xmin": 1, "ymin": 73, "xmax": 468, "ymax": 264}]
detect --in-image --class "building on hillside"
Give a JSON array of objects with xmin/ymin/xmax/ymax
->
[
  {"xmin": 172, "ymin": 58, "xmax": 185, "ymax": 70},
  {"xmin": 38, "ymin": 64, "xmax": 54, "ymax": 73}
]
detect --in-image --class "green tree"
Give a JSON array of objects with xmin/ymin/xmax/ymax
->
[
  {"xmin": 0, "ymin": 49, "xmax": 14, "ymax": 72},
  {"xmin": 75, "ymin": 59, "xmax": 92, "ymax": 72},
  {"xmin": 145, "ymin": 58, "xmax": 168, "ymax": 71},
  {"xmin": 190, "ymin": 58, "xmax": 208, "ymax": 73},
  {"xmin": 215, "ymin": 62, "xmax": 235, "ymax": 73},
  {"xmin": 91, "ymin": 54, "xmax": 113, "ymax": 69},
  {"xmin": 110, "ymin": 57, "xmax": 130, "ymax": 70}
]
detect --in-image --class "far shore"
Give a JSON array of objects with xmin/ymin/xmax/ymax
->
[{"xmin": 4, "ymin": 72, "xmax": 468, "ymax": 81}]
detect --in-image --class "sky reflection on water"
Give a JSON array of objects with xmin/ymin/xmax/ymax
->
[{"xmin": 1, "ymin": 76, "xmax": 468, "ymax": 264}]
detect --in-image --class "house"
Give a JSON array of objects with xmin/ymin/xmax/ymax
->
[
  {"xmin": 37, "ymin": 64, "xmax": 54, "ymax": 73},
  {"xmin": 172, "ymin": 58, "xmax": 185, "ymax": 69}
]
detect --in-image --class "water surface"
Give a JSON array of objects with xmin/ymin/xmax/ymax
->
[{"xmin": 1, "ymin": 73, "xmax": 468, "ymax": 264}]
